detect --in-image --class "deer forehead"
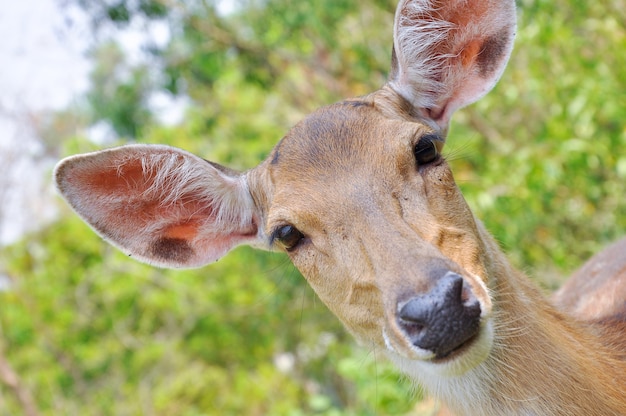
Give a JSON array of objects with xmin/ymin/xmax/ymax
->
[{"xmin": 263, "ymin": 100, "xmax": 434, "ymax": 225}]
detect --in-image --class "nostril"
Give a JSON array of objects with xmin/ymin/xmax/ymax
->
[{"xmin": 397, "ymin": 272, "xmax": 481, "ymax": 358}]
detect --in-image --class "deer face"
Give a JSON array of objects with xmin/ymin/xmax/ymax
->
[
  {"xmin": 251, "ymin": 97, "xmax": 493, "ymax": 373},
  {"xmin": 55, "ymin": 0, "xmax": 515, "ymax": 379}
]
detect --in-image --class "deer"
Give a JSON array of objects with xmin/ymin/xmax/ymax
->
[{"xmin": 53, "ymin": 0, "xmax": 626, "ymax": 414}]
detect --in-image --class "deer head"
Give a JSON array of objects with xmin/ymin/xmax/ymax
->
[{"xmin": 55, "ymin": 0, "xmax": 516, "ymax": 380}]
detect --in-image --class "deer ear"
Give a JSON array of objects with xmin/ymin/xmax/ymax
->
[
  {"xmin": 54, "ymin": 144, "xmax": 262, "ymax": 268},
  {"xmin": 389, "ymin": 0, "xmax": 516, "ymax": 131}
]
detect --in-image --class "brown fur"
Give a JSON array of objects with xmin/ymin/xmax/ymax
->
[
  {"xmin": 553, "ymin": 237, "xmax": 626, "ymax": 321},
  {"xmin": 250, "ymin": 97, "xmax": 626, "ymax": 415}
]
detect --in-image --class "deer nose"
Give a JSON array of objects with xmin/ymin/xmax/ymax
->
[{"xmin": 397, "ymin": 272, "xmax": 481, "ymax": 359}]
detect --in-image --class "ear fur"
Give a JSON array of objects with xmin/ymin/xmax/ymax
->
[
  {"xmin": 54, "ymin": 145, "xmax": 261, "ymax": 268},
  {"xmin": 389, "ymin": 0, "xmax": 516, "ymax": 130}
]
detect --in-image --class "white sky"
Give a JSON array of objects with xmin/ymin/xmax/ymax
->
[
  {"xmin": 0, "ymin": 0, "xmax": 229, "ymax": 244},
  {"xmin": 0, "ymin": 0, "xmax": 91, "ymax": 115},
  {"xmin": 0, "ymin": 0, "xmax": 90, "ymax": 244}
]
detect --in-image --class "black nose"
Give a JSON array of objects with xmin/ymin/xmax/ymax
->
[{"xmin": 397, "ymin": 272, "xmax": 481, "ymax": 358}]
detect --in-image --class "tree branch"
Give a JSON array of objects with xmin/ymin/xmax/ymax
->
[{"xmin": 0, "ymin": 349, "xmax": 40, "ymax": 416}]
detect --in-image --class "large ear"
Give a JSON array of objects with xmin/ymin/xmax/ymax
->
[
  {"xmin": 389, "ymin": 0, "xmax": 516, "ymax": 131},
  {"xmin": 54, "ymin": 144, "xmax": 262, "ymax": 268}
]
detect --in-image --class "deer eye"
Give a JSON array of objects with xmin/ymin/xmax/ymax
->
[
  {"xmin": 273, "ymin": 225, "xmax": 305, "ymax": 252},
  {"xmin": 414, "ymin": 134, "xmax": 440, "ymax": 165}
]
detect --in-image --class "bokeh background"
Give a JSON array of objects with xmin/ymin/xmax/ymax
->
[{"xmin": 1, "ymin": 0, "xmax": 625, "ymax": 414}]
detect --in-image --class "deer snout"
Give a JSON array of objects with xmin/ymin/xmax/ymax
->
[{"xmin": 397, "ymin": 272, "xmax": 481, "ymax": 359}]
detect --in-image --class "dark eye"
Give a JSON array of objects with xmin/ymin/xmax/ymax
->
[
  {"xmin": 273, "ymin": 225, "xmax": 305, "ymax": 252},
  {"xmin": 414, "ymin": 134, "xmax": 440, "ymax": 165}
]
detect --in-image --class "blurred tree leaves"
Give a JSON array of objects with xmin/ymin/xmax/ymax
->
[
  {"xmin": 1, "ymin": 0, "xmax": 625, "ymax": 414},
  {"xmin": 453, "ymin": 0, "xmax": 626, "ymax": 280},
  {"xmin": 2, "ymin": 214, "xmax": 418, "ymax": 414},
  {"xmin": 77, "ymin": 0, "xmax": 391, "ymax": 141},
  {"xmin": 88, "ymin": 41, "xmax": 154, "ymax": 138}
]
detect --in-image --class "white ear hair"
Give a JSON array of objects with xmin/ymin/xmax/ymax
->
[
  {"xmin": 391, "ymin": 1, "xmax": 457, "ymax": 111},
  {"xmin": 55, "ymin": 145, "xmax": 261, "ymax": 268},
  {"xmin": 137, "ymin": 149, "xmax": 254, "ymax": 234},
  {"xmin": 389, "ymin": 0, "xmax": 516, "ymax": 130}
]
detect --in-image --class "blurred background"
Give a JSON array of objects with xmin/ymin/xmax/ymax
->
[{"xmin": 1, "ymin": 0, "xmax": 625, "ymax": 414}]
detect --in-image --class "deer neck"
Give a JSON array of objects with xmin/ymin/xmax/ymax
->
[{"xmin": 392, "ymin": 225, "xmax": 626, "ymax": 416}]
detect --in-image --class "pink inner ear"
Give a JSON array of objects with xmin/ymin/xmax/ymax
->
[
  {"xmin": 83, "ymin": 161, "xmax": 146, "ymax": 193},
  {"xmin": 460, "ymin": 40, "xmax": 482, "ymax": 69},
  {"xmin": 163, "ymin": 223, "xmax": 200, "ymax": 240},
  {"xmin": 391, "ymin": 0, "xmax": 516, "ymax": 128},
  {"xmin": 56, "ymin": 145, "xmax": 259, "ymax": 269}
]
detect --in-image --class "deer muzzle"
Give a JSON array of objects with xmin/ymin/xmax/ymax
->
[{"xmin": 397, "ymin": 271, "xmax": 482, "ymax": 359}]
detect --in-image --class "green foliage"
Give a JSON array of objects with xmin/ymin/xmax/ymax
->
[
  {"xmin": 2, "ymin": 214, "xmax": 418, "ymax": 414},
  {"xmin": 87, "ymin": 42, "xmax": 154, "ymax": 138},
  {"xmin": 452, "ymin": 0, "xmax": 626, "ymax": 281},
  {"xmin": 1, "ymin": 0, "xmax": 625, "ymax": 414}
]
